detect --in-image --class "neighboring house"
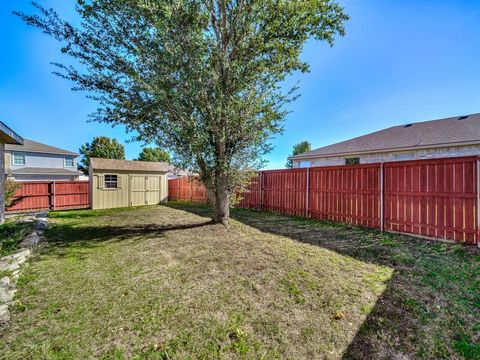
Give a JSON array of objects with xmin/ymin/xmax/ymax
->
[
  {"xmin": 0, "ymin": 122, "xmax": 23, "ymax": 223},
  {"xmin": 167, "ymin": 165, "xmax": 196, "ymax": 179},
  {"xmin": 89, "ymin": 158, "xmax": 169, "ymax": 209},
  {"xmin": 5, "ymin": 139, "xmax": 80, "ymax": 181},
  {"xmin": 290, "ymin": 113, "xmax": 480, "ymax": 167}
]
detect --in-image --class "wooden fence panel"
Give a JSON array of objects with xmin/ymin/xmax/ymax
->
[
  {"xmin": 53, "ymin": 181, "xmax": 90, "ymax": 210},
  {"xmin": 262, "ymin": 169, "xmax": 307, "ymax": 216},
  {"xmin": 167, "ymin": 156, "xmax": 479, "ymax": 245},
  {"xmin": 384, "ymin": 157, "xmax": 478, "ymax": 244},
  {"xmin": 309, "ymin": 164, "xmax": 381, "ymax": 228},
  {"xmin": 237, "ymin": 174, "xmax": 262, "ymax": 209},
  {"xmin": 168, "ymin": 177, "xmax": 208, "ymax": 203},
  {"xmin": 6, "ymin": 181, "xmax": 90, "ymax": 213},
  {"xmin": 7, "ymin": 182, "xmax": 51, "ymax": 212}
]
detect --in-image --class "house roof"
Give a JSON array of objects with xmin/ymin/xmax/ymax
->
[
  {"xmin": 0, "ymin": 122, "xmax": 23, "ymax": 145},
  {"xmin": 8, "ymin": 167, "xmax": 79, "ymax": 176},
  {"xmin": 6, "ymin": 139, "xmax": 78, "ymax": 156},
  {"xmin": 90, "ymin": 158, "xmax": 170, "ymax": 172},
  {"xmin": 291, "ymin": 113, "xmax": 480, "ymax": 160}
]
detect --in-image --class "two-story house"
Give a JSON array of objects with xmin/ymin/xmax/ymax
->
[{"xmin": 5, "ymin": 139, "xmax": 80, "ymax": 181}]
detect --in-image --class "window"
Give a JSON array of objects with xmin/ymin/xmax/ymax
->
[
  {"xmin": 104, "ymin": 175, "xmax": 118, "ymax": 189},
  {"xmin": 12, "ymin": 152, "xmax": 26, "ymax": 166},
  {"xmin": 64, "ymin": 157, "xmax": 74, "ymax": 167},
  {"xmin": 299, "ymin": 161, "xmax": 311, "ymax": 168},
  {"xmin": 345, "ymin": 157, "xmax": 360, "ymax": 165}
]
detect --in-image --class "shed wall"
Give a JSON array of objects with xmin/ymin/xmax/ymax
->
[{"xmin": 92, "ymin": 170, "xmax": 167, "ymax": 210}]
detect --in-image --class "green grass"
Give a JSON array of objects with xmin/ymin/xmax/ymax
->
[
  {"xmin": 0, "ymin": 219, "xmax": 34, "ymax": 256},
  {"xmin": 0, "ymin": 203, "xmax": 478, "ymax": 359}
]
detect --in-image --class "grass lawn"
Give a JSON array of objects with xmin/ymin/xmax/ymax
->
[
  {"xmin": 0, "ymin": 218, "xmax": 34, "ymax": 257},
  {"xmin": 0, "ymin": 203, "xmax": 478, "ymax": 359}
]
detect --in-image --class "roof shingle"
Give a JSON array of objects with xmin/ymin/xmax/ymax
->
[
  {"xmin": 6, "ymin": 139, "xmax": 78, "ymax": 156},
  {"xmin": 90, "ymin": 158, "xmax": 170, "ymax": 172}
]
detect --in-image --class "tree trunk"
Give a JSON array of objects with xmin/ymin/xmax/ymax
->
[{"xmin": 212, "ymin": 188, "xmax": 230, "ymax": 227}]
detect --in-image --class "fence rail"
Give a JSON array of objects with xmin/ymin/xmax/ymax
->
[
  {"xmin": 6, "ymin": 181, "xmax": 90, "ymax": 213},
  {"xmin": 168, "ymin": 156, "xmax": 479, "ymax": 245}
]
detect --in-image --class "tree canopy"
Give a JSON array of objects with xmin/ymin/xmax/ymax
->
[
  {"xmin": 136, "ymin": 147, "xmax": 171, "ymax": 163},
  {"xmin": 18, "ymin": 0, "xmax": 348, "ymax": 225},
  {"xmin": 79, "ymin": 136, "xmax": 125, "ymax": 173},
  {"xmin": 285, "ymin": 141, "xmax": 312, "ymax": 168}
]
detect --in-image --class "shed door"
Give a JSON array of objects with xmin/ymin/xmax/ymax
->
[
  {"xmin": 146, "ymin": 176, "xmax": 161, "ymax": 205},
  {"xmin": 130, "ymin": 175, "xmax": 147, "ymax": 206},
  {"xmin": 130, "ymin": 175, "xmax": 162, "ymax": 206}
]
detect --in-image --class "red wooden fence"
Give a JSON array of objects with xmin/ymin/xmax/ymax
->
[
  {"xmin": 168, "ymin": 177, "xmax": 209, "ymax": 203},
  {"xmin": 169, "ymin": 156, "xmax": 479, "ymax": 245},
  {"xmin": 6, "ymin": 181, "xmax": 90, "ymax": 213}
]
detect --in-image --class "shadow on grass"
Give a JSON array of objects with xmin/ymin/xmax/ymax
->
[
  {"xmin": 46, "ymin": 220, "xmax": 213, "ymax": 251},
  {"xmin": 165, "ymin": 202, "xmax": 480, "ymax": 359}
]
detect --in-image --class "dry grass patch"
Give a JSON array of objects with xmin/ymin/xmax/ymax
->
[{"xmin": 0, "ymin": 203, "xmax": 478, "ymax": 359}]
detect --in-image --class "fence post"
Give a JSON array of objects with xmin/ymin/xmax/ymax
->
[
  {"xmin": 53, "ymin": 181, "xmax": 56, "ymax": 211},
  {"xmin": 477, "ymin": 158, "xmax": 480, "ymax": 247},
  {"xmin": 259, "ymin": 171, "xmax": 263, "ymax": 210},
  {"xmin": 305, "ymin": 167, "xmax": 310, "ymax": 218},
  {"xmin": 380, "ymin": 163, "xmax": 384, "ymax": 232}
]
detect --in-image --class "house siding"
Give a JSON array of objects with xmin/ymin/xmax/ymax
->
[
  {"xmin": 292, "ymin": 144, "xmax": 480, "ymax": 168},
  {"xmin": 0, "ymin": 144, "xmax": 4, "ymax": 223},
  {"xmin": 6, "ymin": 150, "xmax": 79, "ymax": 181},
  {"xmin": 8, "ymin": 151, "xmax": 77, "ymax": 171}
]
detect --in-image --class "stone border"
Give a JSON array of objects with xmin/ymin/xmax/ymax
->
[{"xmin": 0, "ymin": 213, "xmax": 48, "ymax": 325}]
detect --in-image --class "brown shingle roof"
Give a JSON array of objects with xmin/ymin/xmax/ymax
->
[
  {"xmin": 6, "ymin": 139, "xmax": 78, "ymax": 156},
  {"xmin": 90, "ymin": 158, "xmax": 170, "ymax": 172},
  {"xmin": 291, "ymin": 113, "xmax": 480, "ymax": 159}
]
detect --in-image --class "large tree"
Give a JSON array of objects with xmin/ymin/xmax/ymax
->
[
  {"xmin": 17, "ymin": 0, "xmax": 348, "ymax": 225},
  {"xmin": 136, "ymin": 147, "xmax": 171, "ymax": 163},
  {"xmin": 285, "ymin": 141, "xmax": 311, "ymax": 168},
  {"xmin": 79, "ymin": 136, "xmax": 125, "ymax": 173}
]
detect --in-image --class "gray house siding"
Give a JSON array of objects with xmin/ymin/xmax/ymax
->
[
  {"xmin": 5, "ymin": 150, "xmax": 79, "ymax": 181},
  {"xmin": 292, "ymin": 144, "xmax": 480, "ymax": 168},
  {"xmin": 7, "ymin": 151, "xmax": 77, "ymax": 171}
]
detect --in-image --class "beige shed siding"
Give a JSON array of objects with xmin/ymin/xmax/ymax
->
[
  {"xmin": 91, "ymin": 170, "xmax": 168, "ymax": 210},
  {"xmin": 293, "ymin": 144, "xmax": 480, "ymax": 168}
]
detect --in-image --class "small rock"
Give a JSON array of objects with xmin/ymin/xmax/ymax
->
[
  {"xmin": 20, "ymin": 233, "xmax": 39, "ymax": 248},
  {"xmin": 34, "ymin": 221, "xmax": 48, "ymax": 231},
  {"xmin": 0, "ymin": 287, "xmax": 15, "ymax": 303},
  {"xmin": 36, "ymin": 212, "xmax": 48, "ymax": 219},
  {"xmin": 0, "ymin": 261, "xmax": 19, "ymax": 273},
  {"xmin": 0, "ymin": 277, "xmax": 10, "ymax": 288},
  {"xmin": 0, "ymin": 304, "xmax": 10, "ymax": 323}
]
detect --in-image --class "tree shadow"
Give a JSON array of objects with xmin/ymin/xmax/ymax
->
[
  {"xmin": 165, "ymin": 202, "xmax": 479, "ymax": 359},
  {"xmin": 45, "ymin": 220, "xmax": 213, "ymax": 255}
]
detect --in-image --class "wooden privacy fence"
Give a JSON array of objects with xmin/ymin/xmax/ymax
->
[
  {"xmin": 169, "ymin": 156, "xmax": 480, "ymax": 245},
  {"xmin": 6, "ymin": 181, "xmax": 90, "ymax": 213},
  {"xmin": 168, "ymin": 176, "xmax": 209, "ymax": 203}
]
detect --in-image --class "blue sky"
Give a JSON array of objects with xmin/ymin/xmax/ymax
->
[{"xmin": 1, "ymin": 1, "xmax": 480, "ymax": 169}]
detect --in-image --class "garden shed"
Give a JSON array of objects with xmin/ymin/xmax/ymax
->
[{"xmin": 89, "ymin": 158, "xmax": 169, "ymax": 210}]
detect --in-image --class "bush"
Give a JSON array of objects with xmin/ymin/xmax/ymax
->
[{"xmin": 5, "ymin": 178, "xmax": 21, "ymax": 208}]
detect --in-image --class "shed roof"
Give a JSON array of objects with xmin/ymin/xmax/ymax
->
[
  {"xmin": 90, "ymin": 158, "xmax": 170, "ymax": 172},
  {"xmin": 291, "ymin": 113, "xmax": 480, "ymax": 160},
  {"xmin": 6, "ymin": 139, "xmax": 78, "ymax": 156}
]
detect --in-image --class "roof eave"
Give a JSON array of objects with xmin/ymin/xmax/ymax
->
[
  {"xmin": 290, "ymin": 140, "xmax": 480, "ymax": 161},
  {"xmin": 0, "ymin": 122, "xmax": 23, "ymax": 145}
]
